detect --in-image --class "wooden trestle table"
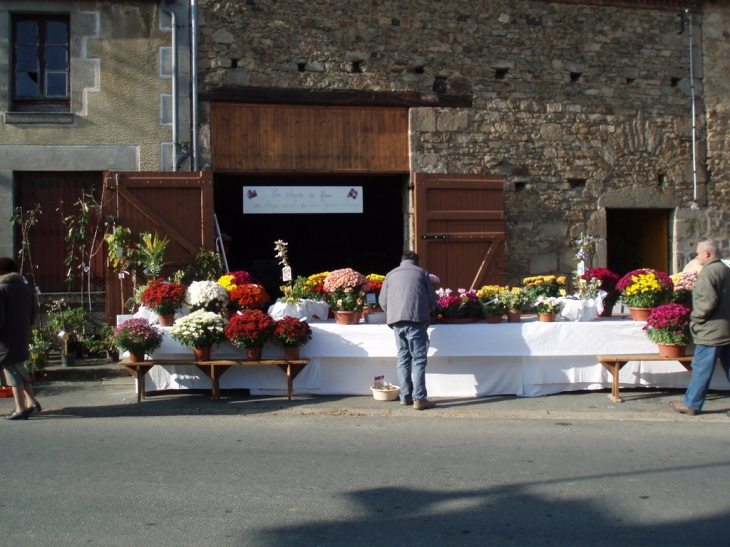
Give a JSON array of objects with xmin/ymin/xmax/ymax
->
[{"xmin": 596, "ymin": 354, "xmax": 694, "ymax": 403}]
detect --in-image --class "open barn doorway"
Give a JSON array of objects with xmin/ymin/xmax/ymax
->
[
  {"xmin": 214, "ymin": 173, "xmax": 406, "ymax": 298},
  {"xmin": 606, "ymin": 208, "xmax": 671, "ymax": 277}
]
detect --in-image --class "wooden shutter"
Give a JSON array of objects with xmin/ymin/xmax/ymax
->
[
  {"xmin": 102, "ymin": 171, "xmax": 215, "ymax": 322},
  {"xmin": 414, "ymin": 173, "xmax": 506, "ymax": 291}
]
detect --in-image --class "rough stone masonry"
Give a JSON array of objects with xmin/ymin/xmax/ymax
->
[{"xmin": 196, "ymin": 0, "xmax": 730, "ymax": 282}]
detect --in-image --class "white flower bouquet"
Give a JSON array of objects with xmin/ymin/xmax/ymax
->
[
  {"xmin": 169, "ymin": 310, "xmax": 228, "ymax": 348},
  {"xmin": 186, "ymin": 280, "xmax": 229, "ymax": 313}
]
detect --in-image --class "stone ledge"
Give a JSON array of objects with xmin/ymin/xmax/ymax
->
[{"xmin": 4, "ymin": 112, "xmax": 75, "ymax": 125}]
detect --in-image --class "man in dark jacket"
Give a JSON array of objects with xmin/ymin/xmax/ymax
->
[
  {"xmin": 379, "ymin": 251, "xmax": 437, "ymax": 410},
  {"xmin": 669, "ymin": 239, "xmax": 730, "ymax": 415},
  {"xmin": 0, "ymin": 257, "xmax": 41, "ymax": 420}
]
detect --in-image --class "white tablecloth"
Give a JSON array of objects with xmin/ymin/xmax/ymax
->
[{"xmin": 138, "ymin": 317, "xmax": 730, "ymax": 398}]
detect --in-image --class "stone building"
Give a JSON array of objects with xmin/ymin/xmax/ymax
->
[
  {"xmin": 3, "ymin": 0, "xmax": 730, "ymax": 296},
  {"xmin": 195, "ymin": 0, "xmax": 730, "ymax": 288},
  {"xmin": 0, "ymin": 0, "xmax": 186, "ymax": 290}
]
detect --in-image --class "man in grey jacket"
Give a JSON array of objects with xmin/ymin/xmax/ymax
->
[
  {"xmin": 379, "ymin": 251, "xmax": 437, "ymax": 410},
  {"xmin": 669, "ymin": 238, "xmax": 730, "ymax": 415}
]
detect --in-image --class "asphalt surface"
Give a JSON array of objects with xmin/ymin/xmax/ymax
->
[{"xmin": 8, "ymin": 356, "xmax": 730, "ymax": 422}]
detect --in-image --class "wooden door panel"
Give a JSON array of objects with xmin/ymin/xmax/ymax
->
[
  {"xmin": 102, "ymin": 171, "xmax": 215, "ymax": 323},
  {"xmin": 415, "ymin": 173, "xmax": 505, "ymax": 290}
]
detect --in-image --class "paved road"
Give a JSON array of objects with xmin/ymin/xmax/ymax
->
[{"xmin": 1, "ymin": 380, "xmax": 729, "ymax": 547}]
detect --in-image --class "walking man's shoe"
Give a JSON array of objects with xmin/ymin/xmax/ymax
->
[
  {"xmin": 669, "ymin": 400, "xmax": 698, "ymax": 416},
  {"xmin": 400, "ymin": 399, "xmax": 413, "ymax": 406},
  {"xmin": 413, "ymin": 399, "xmax": 436, "ymax": 410}
]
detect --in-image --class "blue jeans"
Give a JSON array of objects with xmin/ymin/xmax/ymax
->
[
  {"xmin": 683, "ymin": 344, "xmax": 730, "ymax": 411},
  {"xmin": 392, "ymin": 321, "xmax": 430, "ymax": 402}
]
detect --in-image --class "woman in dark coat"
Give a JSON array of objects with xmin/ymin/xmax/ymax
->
[{"xmin": 0, "ymin": 257, "xmax": 41, "ymax": 420}]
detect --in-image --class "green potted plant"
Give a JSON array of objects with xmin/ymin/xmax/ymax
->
[
  {"xmin": 643, "ymin": 303, "xmax": 692, "ymax": 357},
  {"xmin": 532, "ymin": 296, "xmax": 564, "ymax": 322},
  {"xmin": 271, "ymin": 316, "xmax": 312, "ymax": 360},
  {"xmin": 25, "ymin": 330, "xmax": 49, "ymax": 381},
  {"xmin": 46, "ymin": 299, "xmax": 89, "ymax": 365},
  {"xmin": 495, "ymin": 288, "xmax": 529, "ymax": 322},
  {"xmin": 114, "ymin": 318, "xmax": 164, "ymax": 362},
  {"xmin": 224, "ymin": 309, "xmax": 275, "ymax": 360},
  {"xmin": 169, "ymin": 310, "xmax": 228, "ymax": 361},
  {"xmin": 83, "ymin": 324, "xmax": 120, "ymax": 362}
]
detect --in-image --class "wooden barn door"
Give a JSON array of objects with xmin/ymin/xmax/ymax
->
[
  {"xmin": 414, "ymin": 173, "xmax": 505, "ymax": 290},
  {"xmin": 102, "ymin": 171, "xmax": 215, "ymax": 323}
]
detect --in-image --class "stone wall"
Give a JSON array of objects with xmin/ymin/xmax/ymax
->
[{"xmin": 197, "ymin": 0, "xmax": 727, "ymax": 282}]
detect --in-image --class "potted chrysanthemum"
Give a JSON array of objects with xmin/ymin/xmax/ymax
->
[
  {"xmin": 643, "ymin": 303, "xmax": 692, "ymax": 357},
  {"xmin": 224, "ymin": 309, "xmax": 275, "ymax": 360},
  {"xmin": 229, "ymin": 283, "xmax": 271, "ymax": 312},
  {"xmin": 169, "ymin": 310, "xmax": 228, "ymax": 361},
  {"xmin": 272, "ymin": 316, "xmax": 313, "ymax": 360},
  {"xmin": 114, "ymin": 318, "xmax": 163, "ymax": 362},
  {"xmin": 186, "ymin": 280, "xmax": 229, "ymax": 313},
  {"xmin": 670, "ymin": 271, "xmax": 697, "ymax": 307},
  {"xmin": 323, "ymin": 268, "xmax": 368, "ymax": 324},
  {"xmin": 617, "ymin": 269, "xmax": 673, "ymax": 321},
  {"xmin": 140, "ymin": 278, "xmax": 187, "ymax": 325}
]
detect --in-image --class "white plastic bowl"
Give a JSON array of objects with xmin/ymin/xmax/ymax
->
[{"xmin": 370, "ymin": 386, "xmax": 400, "ymax": 401}]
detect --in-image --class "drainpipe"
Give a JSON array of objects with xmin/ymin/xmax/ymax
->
[
  {"xmin": 190, "ymin": 0, "xmax": 200, "ymax": 171},
  {"xmin": 160, "ymin": 0, "xmax": 179, "ymax": 171},
  {"xmin": 680, "ymin": 10, "xmax": 699, "ymax": 209}
]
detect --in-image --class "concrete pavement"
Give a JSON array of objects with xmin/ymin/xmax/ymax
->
[{"xmin": 8, "ymin": 355, "xmax": 729, "ymax": 423}]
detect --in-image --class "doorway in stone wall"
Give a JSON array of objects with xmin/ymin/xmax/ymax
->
[{"xmin": 606, "ymin": 208, "xmax": 670, "ymax": 277}]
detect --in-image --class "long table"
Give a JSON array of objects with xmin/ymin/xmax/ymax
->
[{"xmin": 132, "ymin": 317, "xmax": 730, "ymax": 398}]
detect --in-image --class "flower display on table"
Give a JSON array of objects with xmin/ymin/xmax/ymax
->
[
  {"xmin": 140, "ymin": 278, "xmax": 187, "ymax": 316},
  {"xmin": 229, "ymin": 283, "xmax": 271, "ymax": 311},
  {"xmin": 583, "ymin": 268, "xmax": 620, "ymax": 307},
  {"xmin": 533, "ymin": 296, "xmax": 563, "ymax": 314},
  {"xmin": 169, "ymin": 310, "xmax": 227, "ymax": 348},
  {"xmin": 217, "ymin": 270, "xmax": 259, "ymax": 291},
  {"xmin": 272, "ymin": 316, "xmax": 313, "ymax": 348},
  {"xmin": 186, "ymin": 280, "xmax": 230, "ymax": 313},
  {"xmin": 476, "ymin": 285, "xmax": 510, "ymax": 318},
  {"xmin": 435, "ymin": 288, "xmax": 484, "ymax": 320},
  {"xmin": 643, "ymin": 303, "xmax": 692, "ymax": 347},
  {"xmin": 617, "ymin": 269, "xmax": 673, "ymax": 309},
  {"xmin": 522, "ymin": 275, "xmax": 568, "ymax": 299},
  {"xmin": 114, "ymin": 318, "xmax": 163, "ymax": 358},
  {"xmin": 670, "ymin": 271, "xmax": 697, "ymax": 306},
  {"xmin": 224, "ymin": 309, "xmax": 275, "ymax": 349},
  {"xmin": 323, "ymin": 268, "xmax": 369, "ymax": 311},
  {"xmin": 304, "ymin": 272, "xmax": 330, "ymax": 300}
]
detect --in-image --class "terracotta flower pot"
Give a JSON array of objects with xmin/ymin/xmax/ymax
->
[
  {"xmin": 538, "ymin": 313, "xmax": 556, "ymax": 322},
  {"xmin": 485, "ymin": 315, "xmax": 503, "ymax": 324},
  {"xmin": 129, "ymin": 351, "xmax": 146, "ymax": 363},
  {"xmin": 283, "ymin": 346, "xmax": 301, "ymax": 361},
  {"xmin": 507, "ymin": 309, "xmax": 522, "ymax": 323},
  {"xmin": 441, "ymin": 317, "xmax": 479, "ymax": 324},
  {"xmin": 629, "ymin": 307, "xmax": 653, "ymax": 321},
  {"xmin": 158, "ymin": 313, "xmax": 175, "ymax": 326},
  {"xmin": 193, "ymin": 345, "xmax": 212, "ymax": 362},
  {"xmin": 334, "ymin": 311, "xmax": 360, "ymax": 325},
  {"xmin": 657, "ymin": 343, "xmax": 687, "ymax": 358},
  {"xmin": 245, "ymin": 346, "xmax": 263, "ymax": 361}
]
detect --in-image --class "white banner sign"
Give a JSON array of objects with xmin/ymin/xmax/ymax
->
[{"xmin": 243, "ymin": 186, "xmax": 363, "ymax": 214}]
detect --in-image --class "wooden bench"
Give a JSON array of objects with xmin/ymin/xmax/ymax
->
[
  {"xmin": 119, "ymin": 359, "xmax": 310, "ymax": 402},
  {"xmin": 596, "ymin": 354, "xmax": 694, "ymax": 403}
]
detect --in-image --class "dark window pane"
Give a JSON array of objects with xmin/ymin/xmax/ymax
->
[
  {"xmin": 16, "ymin": 73, "xmax": 40, "ymax": 97},
  {"xmin": 46, "ymin": 73, "xmax": 68, "ymax": 97},
  {"xmin": 46, "ymin": 47, "xmax": 68, "ymax": 70},
  {"xmin": 16, "ymin": 46, "xmax": 39, "ymax": 71},
  {"xmin": 16, "ymin": 21, "xmax": 39, "ymax": 45},
  {"xmin": 46, "ymin": 21, "xmax": 68, "ymax": 45}
]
